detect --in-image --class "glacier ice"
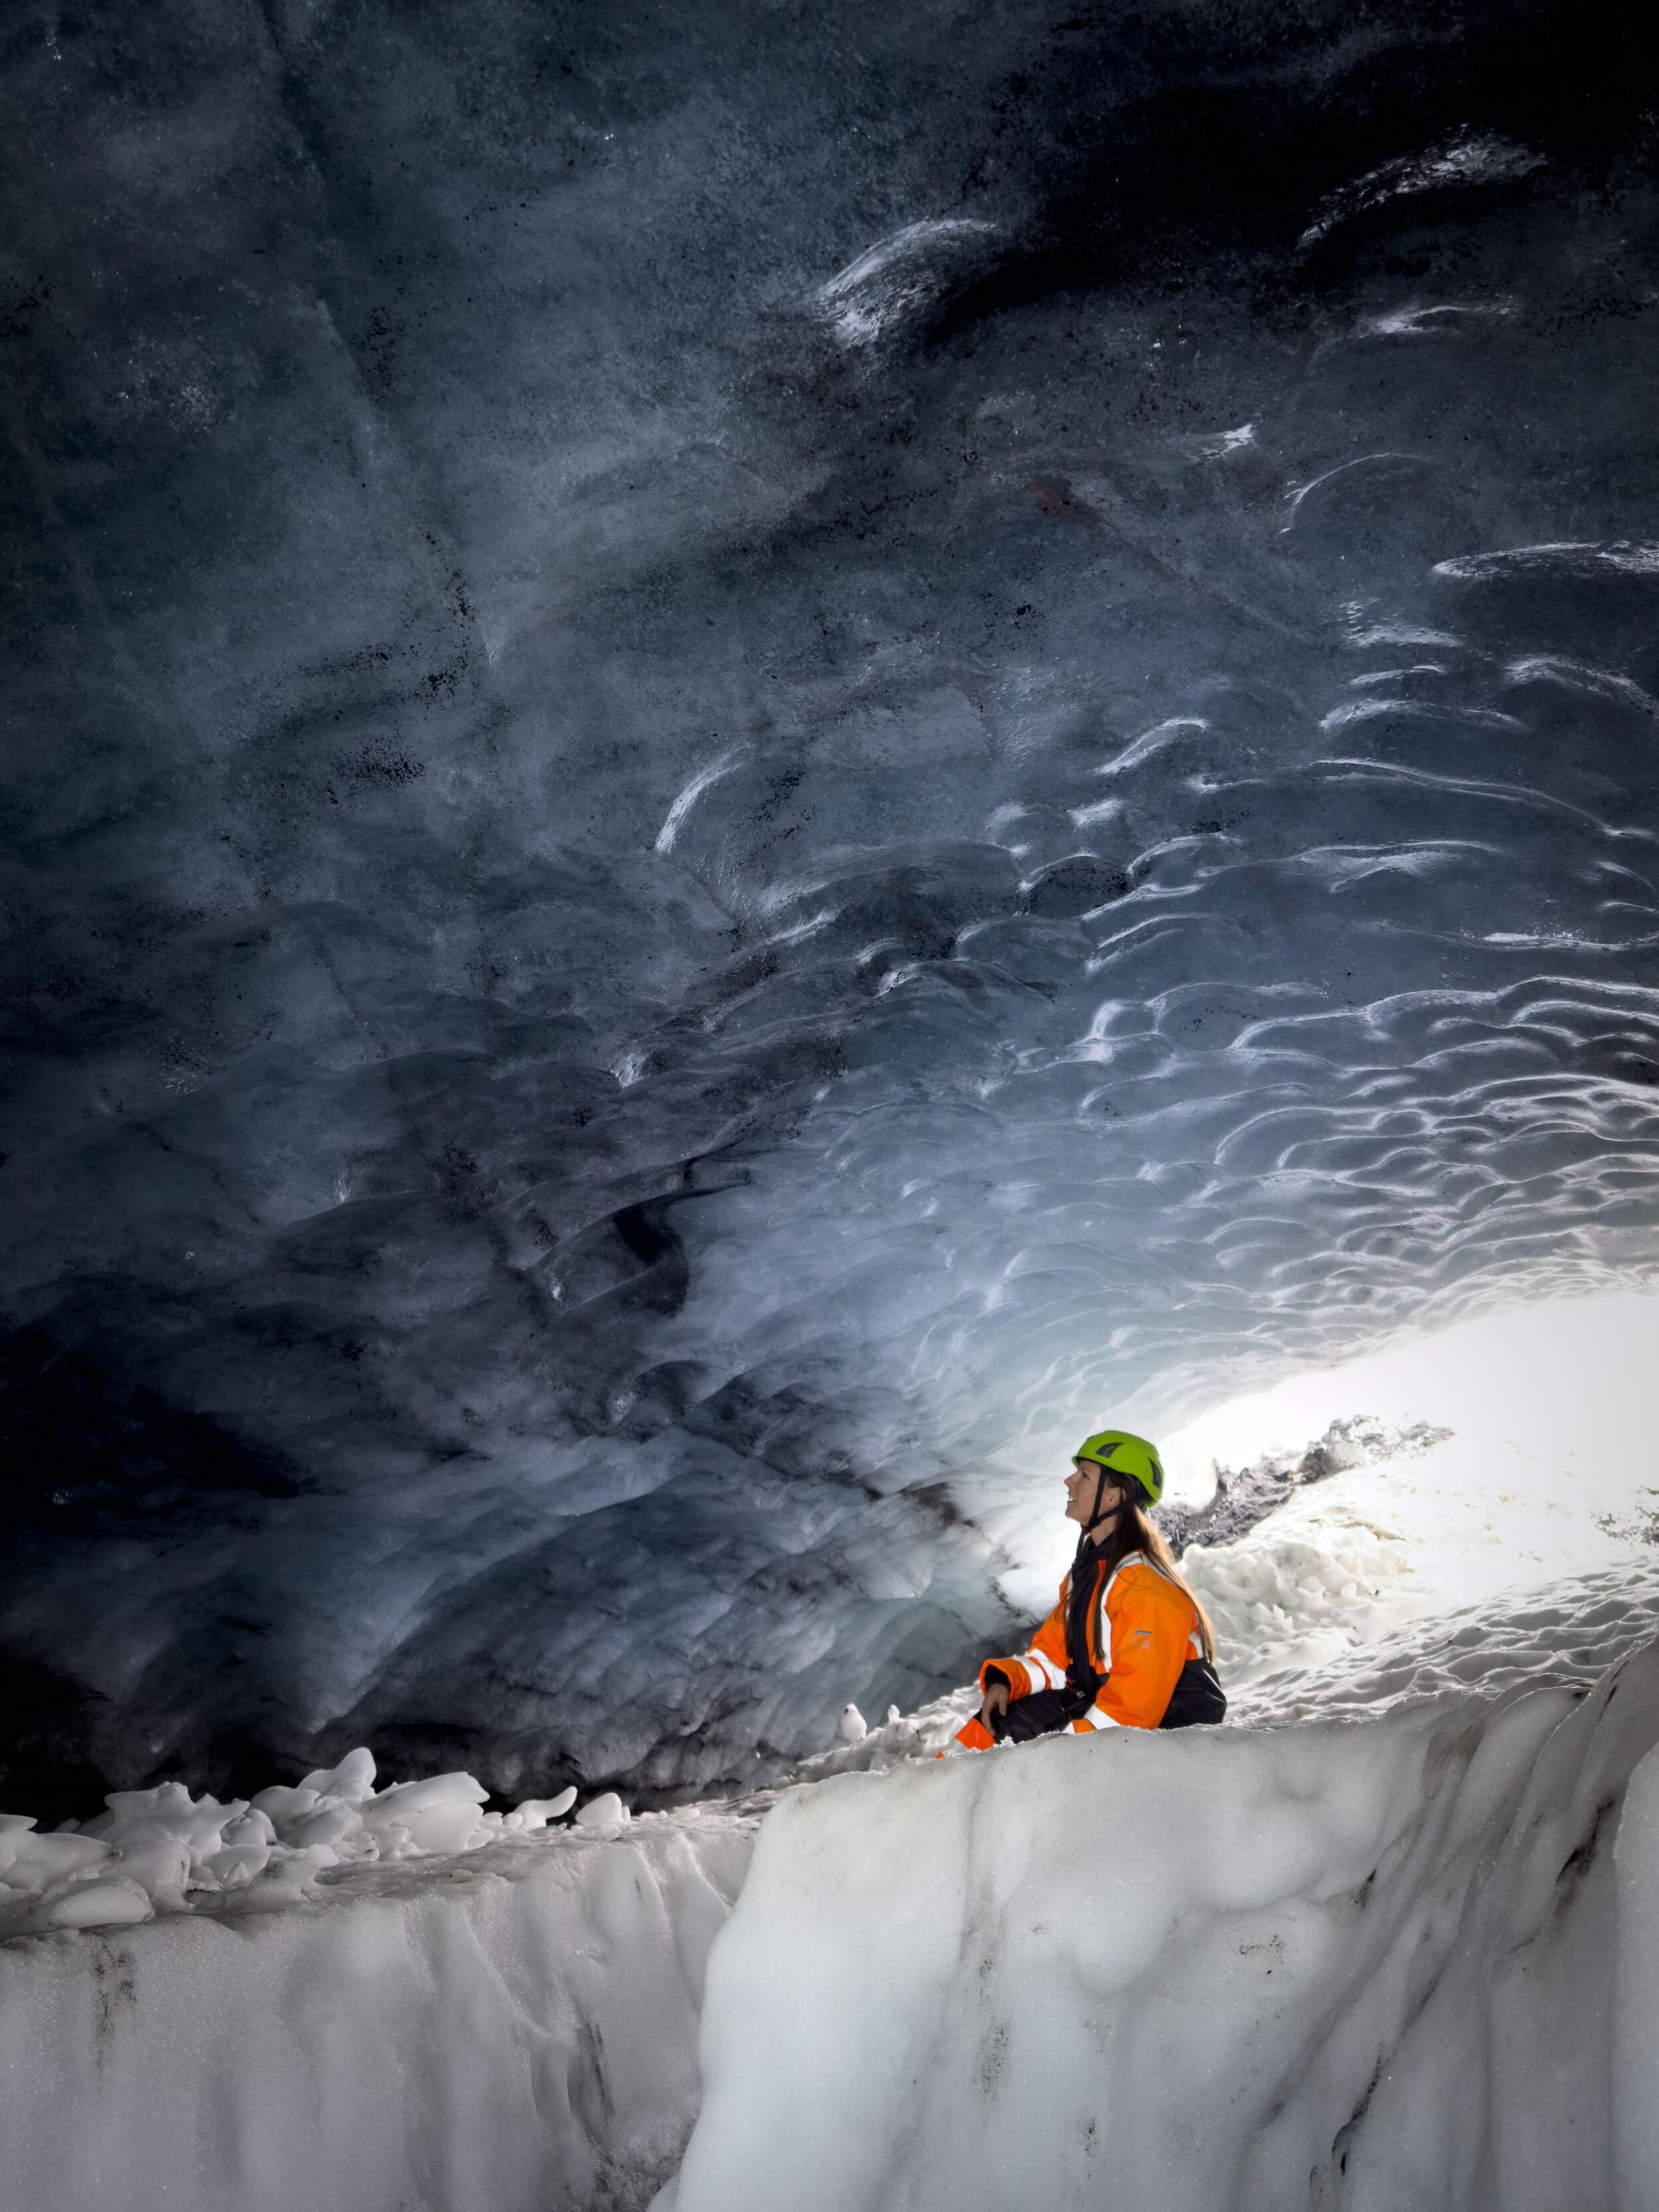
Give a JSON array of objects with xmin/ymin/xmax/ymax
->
[
  {"xmin": 3, "ymin": 0, "xmax": 1659, "ymax": 1807},
  {"xmin": 6, "ymin": 3, "xmax": 1659, "ymax": 2199}
]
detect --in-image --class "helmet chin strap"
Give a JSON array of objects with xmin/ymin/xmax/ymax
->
[{"xmin": 1083, "ymin": 1462, "xmax": 1122, "ymax": 1535}]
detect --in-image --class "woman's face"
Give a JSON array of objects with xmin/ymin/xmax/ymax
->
[{"xmin": 1065, "ymin": 1460, "xmax": 1125, "ymax": 1525}]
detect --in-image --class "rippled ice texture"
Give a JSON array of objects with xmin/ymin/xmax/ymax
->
[{"xmin": 3, "ymin": 0, "xmax": 1659, "ymax": 1801}]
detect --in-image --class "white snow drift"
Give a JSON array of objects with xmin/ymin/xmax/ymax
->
[
  {"xmin": 0, "ymin": 1802, "xmax": 753, "ymax": 2212},
  {"xmin": 668, "ymin": 1639, "xmax": 1659, "ymax": 2212},
  {"xmin": 10, "ymin": 1558, "xmax": 1659, "ymax": 2212},
  {"xmin": 0, "ymin": 1747, "xmax": 591, "ymax": 1936}
]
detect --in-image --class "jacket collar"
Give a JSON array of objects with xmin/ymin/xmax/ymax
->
[{"xmin": 1100, "ymin": 1549, "xmax": 1145, "ymax": 1603}]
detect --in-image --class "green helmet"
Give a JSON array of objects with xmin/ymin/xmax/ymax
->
[{"xmin": 1074, "ymin": 1429, "xmax": 1164, "ymax": 1506}]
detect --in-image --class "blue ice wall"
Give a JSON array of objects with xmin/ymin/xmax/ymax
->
[{"xmin": 2, "ymin": 0, "xmax": 1657, "ymax": 1802}]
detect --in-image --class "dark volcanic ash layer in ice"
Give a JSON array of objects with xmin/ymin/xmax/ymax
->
[
  {"xmin": 2, "ymin": 0, "xmax": 1659, "ymax": 1808},
  {"xmin": 1152, "ymin": 1414, "xmax": 1453, "ymax": 1555}
]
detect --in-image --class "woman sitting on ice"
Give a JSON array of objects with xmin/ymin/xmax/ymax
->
[{"xmin": 955, "ymin": 1429, "xmax": 1225, "ymax": 1750}]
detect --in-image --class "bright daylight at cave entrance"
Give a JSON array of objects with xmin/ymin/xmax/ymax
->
[{"xmin": 3, "ymin": 2, "xmax": 1659, "ymax": 2206}]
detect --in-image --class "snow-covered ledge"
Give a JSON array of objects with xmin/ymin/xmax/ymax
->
[
  {"xmin": 667, "ymin": 1645, "xmax": 1659, "ymax": 2212},
  {"xmin": 0, "ymin": 1813, "xmax": 753, "ymax": 2212}
]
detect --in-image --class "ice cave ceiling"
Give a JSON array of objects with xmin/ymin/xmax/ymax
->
[{"xmin": 3, "ymin": 0, "xmax": 1658, "ymax": 1808}]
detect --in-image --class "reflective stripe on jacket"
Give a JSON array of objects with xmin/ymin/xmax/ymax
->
[{"xmin": 979, "ymin": 1550, "xmax": 1202, "ymax": 1732}]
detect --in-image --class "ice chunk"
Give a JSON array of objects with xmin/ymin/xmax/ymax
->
[
  {"xmin": 281, "ymin": 1800, "xmax": 368, "ymax": 1853},
  {"xmin": 575, "ymin": 1792, "xmax": 630, "ymax": 1835},
  {"xmin": 45, "ymin": 1878, "xmax": 153, "ymax": 1930},
  {"xmin": 234, "ymin": 1856, "xmax": 326, "ymax": 1913},
  {"xmin": 360, "ymin": 1773, "xmax": 489, "ymax": 1857},
  {"xmin": 298, "ymin": 1748, "xmax": 377, "ymax": 1804},
  {"xmin": 0, "ymin": 1821, "xmax": 110, "ymax": 1894},
  {"xmin": 202, "ymin": 1810, "xmax": 274, "ymax": 1888},
  {"xmin": 507, "ymin": 1787, "xmax": 577, "ymax": 1830},
  {"xmin": 249, "ymin": 1785, "xmax": 322, "ymax": 1833},
  {"xmin": 76, "ymin": 1782, "xmax": 255, "ymax": 1913}
]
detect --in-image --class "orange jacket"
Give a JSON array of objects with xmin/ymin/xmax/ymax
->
[{"xmin": 978, "ymin": 1549, "xmax": 1203, "ymax": 1734}]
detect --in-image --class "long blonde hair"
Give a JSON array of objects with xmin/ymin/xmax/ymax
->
[{"xmin": 1093, "ymin": 1493, "xmax": 1217, "ymax": 1663}]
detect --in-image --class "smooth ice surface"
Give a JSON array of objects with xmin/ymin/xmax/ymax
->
[
  {"xmin": 5, "ymin": 0, "xmax": 1659, "ymax": 1800},
  {"xmin": 670, "ymin": 1638, "xmax": 1659, "ymax": 2212},
  {"xmin": 0, "ymin": 1805, "xmax": 754, "ymax": 2212}
]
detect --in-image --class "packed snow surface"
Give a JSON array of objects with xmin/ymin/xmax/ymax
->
[
  {"xmin": 11, "ymin": 1563, "xmax": 1657, "ymax": 2212},
  {"xmin": 0, "ymin": 1800, "xmax": 754, "ymax": 2212},
  {"xmin": 668, "ymin": 1637, "xmax": 1659, "ymax": 2212}
]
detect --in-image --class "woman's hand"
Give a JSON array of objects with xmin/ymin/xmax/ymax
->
[{"xmin": 979, "ymin": 1677, "xmax": 1010, "ymax": 1732}]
